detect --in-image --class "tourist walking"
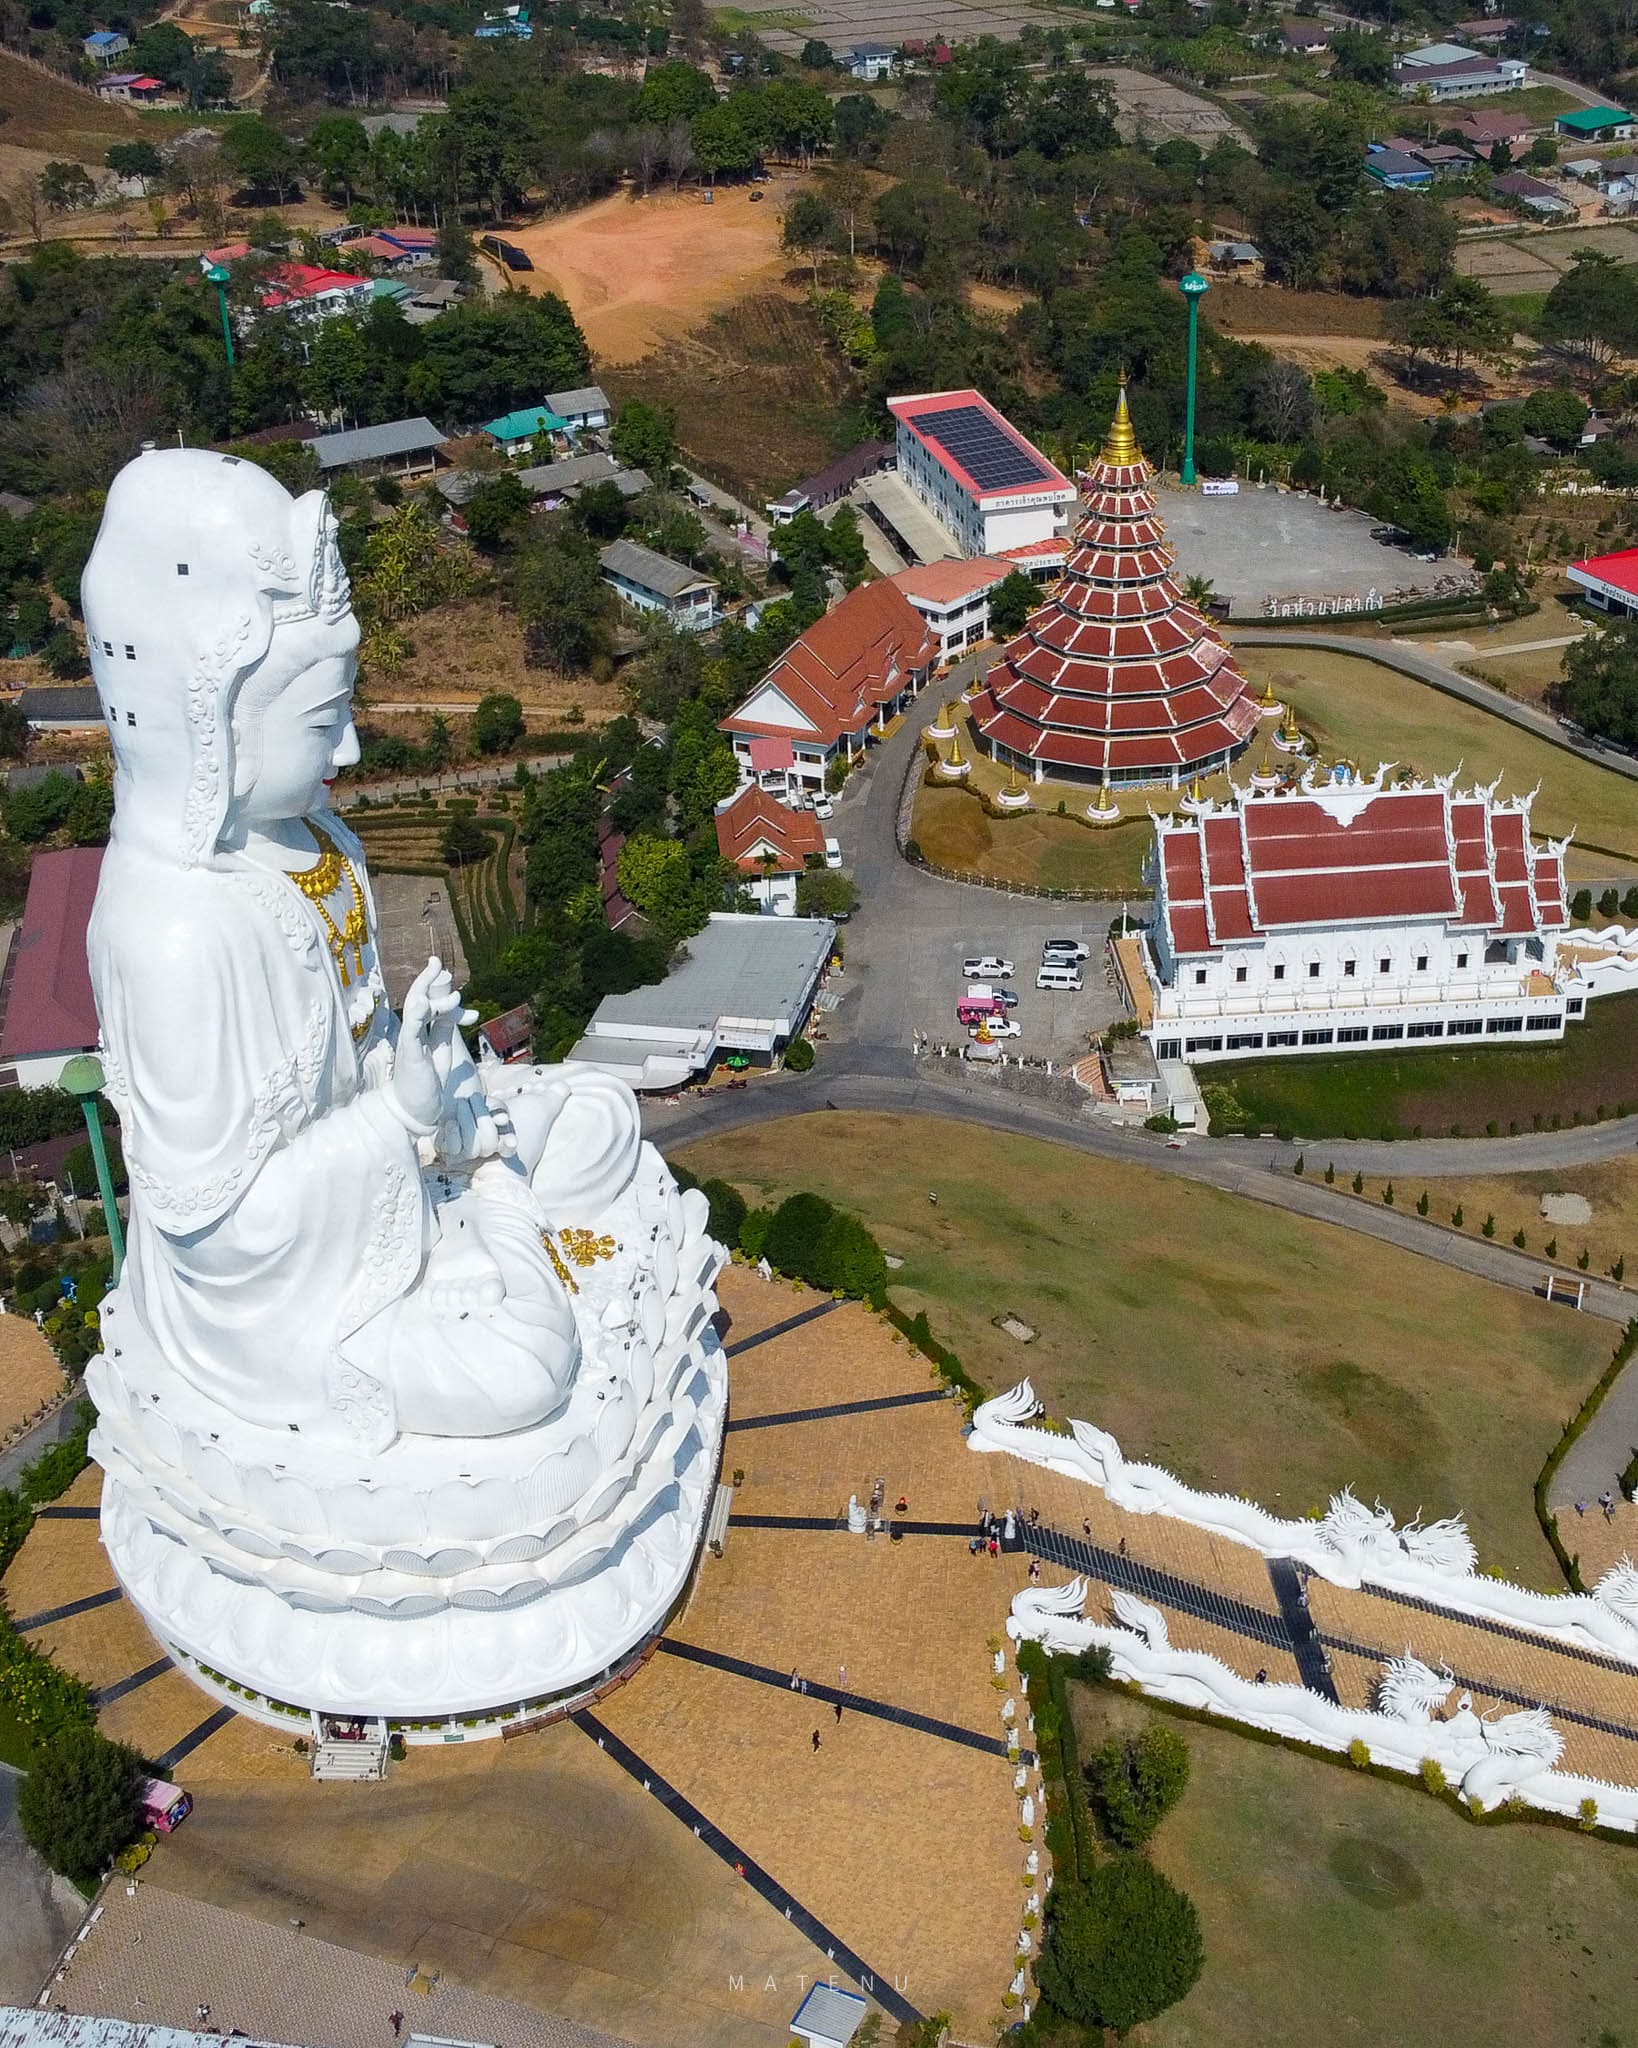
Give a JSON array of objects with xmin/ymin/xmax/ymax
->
[
  {"xmin": 838, "ymin": 1664, "xmax": 847, "ymax": 1688},
  {"xmin": 789, "ymin": 1668, "xmax": 800, "ymax": 1690},
  {"xmin": 812, "ymin": 1729, "xmax": 822, "ymax": 1752},
  {"xmin": 389, "ymin": 2017, "xmax": 403, "ymax": 2039}
]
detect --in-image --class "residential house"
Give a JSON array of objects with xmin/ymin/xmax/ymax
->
[
  {"xmin": 1569, "ymin": 543, "xmax": 1638, "ymax": 614},
  {"xmin": 200, "ymin": 240, "xmax": 252, "ymax": 271},
  {"xmin": 83, "ymin": 28, "xmax": 129, "ymax": 60},
  {"xmin": 311, "ymin": 417, "xmax": 448, "ymax": 481},
  {"xmin": 98, "ymin": 71, "xmax": 165, "ymax": 102},
  {"xmin": 766, "ymin": 439, "xmax": 894, "ymax": 524},
  {"xmin": 1140, "ymin": 770, "xmax": 1579, "ymax": 1065},
  {"xmin": 0, "ymin": 847, "xmax": 105, "ymax": 1089},
  {"xmin": 19, "ymin": 687, "xmax": 104, "ymax": 732},
  {"xmin": 1366, "ymin": 144, "xmax": 1437, "ymax": 187},
  {"xmin": 1206, "ymin": 238, "xmax": 1264, "ymax": 275},
  {"xmin": 721, "ymin": 579, "xmax": 936, "ymax": 795},
  {"xmin": 889, "ymin": 556, "xmax": 1011, "ymax": 665},
  {"xmin": 1446, "ymin": 107, "xmax": 1534, "ymax": 153},
  {"xmin": 1393, "ymin": 41, "xmax": 1528, "ymax": 96},
  {"xmin": 1276, "ymin": 17, "xmax": 1333, "ymax": 52},
  {"xmin": 714, "ymin": 784, "xmax": 827, "ymax": 915},
  {"xmin": 1492, "ymin": 168, "xmax": 1575, "ymax": 214},
  {"xmin": 513, "ymin": 450, "xmax": 649, "ymax": 508},
  {"xmin": 599, "ymin": 538, "xmax": 718, "ymax": 630},
  {"xmin": 1556, "ymin": 105, "xmax": 1638, "ymax": 142},
  {"xmin": 1450, "ymin": 15, "xmax": 1517, "ymax": 39},
  {"xmin": 482, "ymin": 405, "xmax": 569, "ymax": 459},
  {"xmin": 477, "ymin": 1003, "xmax": 534, "ymax": 1062},
  {"xmin": 1380, "ymin": 137, "xmax": 1474, "ymax": 176},
  {"xmin": 845, "ymin": 41, "xmax": 895, "ymax": 79},
  {"xmin": 546, "ymin": 385, "xmax": 612, "ymax": 433},
  {"xmin": 259, "ymin": 264, "xmax": 375, "ymax": 321}
]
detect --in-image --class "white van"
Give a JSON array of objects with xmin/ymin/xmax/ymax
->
[{"xmin": 1036, "ymin": 963, "xmax": 1083, "ymax": 991}]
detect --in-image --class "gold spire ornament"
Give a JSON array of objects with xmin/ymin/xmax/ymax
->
[
  {"xmin": 1006, "ymin": 757, "xmax": 1023, "ymax": 794},
  {"xmin": 1094, "ymin": 781, "xmax": 1116, "ymax": 813},
  {"xmin": 1258, "ymin": 672, "xmax": 1279, "ymax": 709},
  {"xmin": 1099, "ymin": 378, "xmax": 1142, "ymax": 468},
  {"xmin": 948, "ymin": 727, "xmax": 965, "ymax": 766},
  {"xmin": 288, "ymin": 819, "xmax": 368, "ymax": 986}
]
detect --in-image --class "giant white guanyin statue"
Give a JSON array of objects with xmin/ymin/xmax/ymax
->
[{"xmin": 83, "ymin": 449, "xmax": 728, "ymax": 1731}]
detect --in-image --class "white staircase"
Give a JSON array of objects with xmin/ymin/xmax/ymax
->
[{"xmin": 310, "ymin": 1736, "xmax": 388, "ymax": 1781}]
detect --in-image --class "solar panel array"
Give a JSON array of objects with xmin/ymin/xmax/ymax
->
[{"xmin": 907, "ymin": 403, "xmax": 1052, "ymax": 491}]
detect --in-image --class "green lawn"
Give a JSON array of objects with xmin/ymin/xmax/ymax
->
[
  {"xmin": 912, "ymin": 782, "xmax": 1149, "ymax": 894},
  {"xmin": 1210, "ymin": 989, "xmax": 1638, "ymax": 1140},
  {"xmin": 677, "ymin": 1113, "xmax": 1612, "ymax": 1583},
  {"xmin": 1232, "ymin": 644, "xmax": 1638, "ymax": 863},
  {"xmin": 1071, "ymin": 1684, "xmax": 1638, "ymax": 2048}
]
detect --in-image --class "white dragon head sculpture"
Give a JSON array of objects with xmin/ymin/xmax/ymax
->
[
  {"xmin": 1399, "ymin": 1513, "xmax": 1478, "ymax": 1577},
  {"xmin": 1320, "ymin": 1488, "xmax": 1399, "ymax": 1559},
  {"xmin": 1109, "ymin": 1587, "xmax": 1170, "ymax": 1650},
  {"xmin": 1376, "ymin": 1650, "xmax": 1453, "ymax": 1724},
  {"xmin": 1594, "ymin": 1556, "xmax": 1638, "ymax": 1626},
  {"xmin": 1008, "ymin": 1575, "xmax": 1089, "ymax": 1646},
  {"xmin": 1480, "ymin": 1705, "xmax": 1565, "ymax": 1769},
  {"xmin": 977, "ymin": 1381, "xmax": 1040, "ymax": 1433}
]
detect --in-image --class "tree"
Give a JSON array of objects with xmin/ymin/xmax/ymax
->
[
  {"xmin": 1037, "ymin": 1858, "xmax": 1204, "ymax": 2037},
  {"xmin": 610, "ymin": 400, "xmax": 678, "ymax": 479},
  {"xmin": 1328, "ymin": 26, "xmax": 1392, "ymax": 84},
  {"xmin": 1254, "ymin": 358, "xmax": 1314, "ymax": 442},
  {"xmin": 463, "ymin": 472, "xmax": 532, "ymax": 552},
  {"xmin": 40, "ymin": 163, "xmax": 96, "ymax": 213},
  {"xmin": 989, "ymin": 570, "xmax": 1036, "ymax": 639},
  {"xmin": 764, "ymin": 1189, "xmax": 836, "ymax": 1281},
  {"xmin": 1541, "ymin": 251, "xmax": 1638, "ymax": 375},
  {"xmin": 472, "ymin": 692, "xmax": 526, "ymax": 754},
  {"xmin": 795, "ymin": 868, "xmax": 858, "ymax": 918},
  {"xmin": 221, "ymin": 118, "xmax": 304, "ymax": 204},
  {"xmin": 18, "ymin": 1727, "xmax": 144, "ymax": 1883},
  {"xmin": 574, "ymin": 480, "xmax": 630, "ymax": 541},
  {"xmin": 701, "ymin": 1177, "xmax": 748, "ymax": 1244},
  {"xmin": 441, "ymin": 813, "xmax": 496, "ymax": 865},
  {"xmin": 305, "ymin": 115, "xmax": 371, "ymax": 205},
  {"xmin": 105, "ymin": 142, "xmax": 163, "ymax": 189},
  {"xmin": 1520, "ymin": 385, "xmax": 1589, "ymax": 447},
  {"xmin": 512, "ymin": 538, "xmax": 611, "ymax": 673},
  {"xmin": 635, "ymin": 61, "xmax": 718, "ymax": 126},
  {"xmin": 1088, "ymin": 1723, "xmax": 1191, "ymax": 1848},
  {"xmin": 1550, "ymin": 620, "xmax": 1638, "ymax": 751},
  {"xmin": 815, "ymin": 1207, "xmax": 886, "ymax": 1301},
  {"xmin": 1391, "ymin": 274, "xmax": 1509, "ymax": 378},
  {"xmin": 435, "ymin": 218, "xmax": 478, "ymax": 286},
  {"xmin": 783, "ymin": 189, "xmax": 836, "ymax": 282},
  {"xmin": 0, "ymin": 701, "xmax": 29, "ymax": 760},
  {"xmin": 800, "ymin": 37, "xmax": 835, "ymax": 68},
  {"xmin": 692, "ymin": 100, "xmax": 762, "ymax": 184}
]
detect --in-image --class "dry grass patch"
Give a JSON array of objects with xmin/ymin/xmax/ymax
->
[
  {"xmin": 1204, "ymin": 283, "xmax": 1391, "ymax": 340},
  {"xmin": 362, "ymin": 598, "xmax": 624, "ymax": 726}
]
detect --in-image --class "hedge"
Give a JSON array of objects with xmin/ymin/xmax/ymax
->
[
  {"xmin": 1534, "ymin": 1318, "xmax": 1638, "ymax": 1592},
  {"xmin": 0, "ymin": 1401, "xmax": 98, "ymax": 1754}
]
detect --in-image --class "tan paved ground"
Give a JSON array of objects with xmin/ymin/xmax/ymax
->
[{"xmin": 0, "ymin": 1313, "xmax": 68, "ymax": 1442}]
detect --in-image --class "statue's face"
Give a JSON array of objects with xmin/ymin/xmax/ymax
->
[{"xmin": 231, "ymin": 609, "xmax": 362, "ymax": 827}]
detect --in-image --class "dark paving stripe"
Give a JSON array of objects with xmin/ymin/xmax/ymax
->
[
  {"xmin": 1316, "ymin": 1630, "xmax": 1638, "ymax": 1747},
  {"xmin": 1267, "ymin": 1559, "xmax": 1341, "ymax": 1703},
  {"xmin": 727, "ymin": 1389, "xmax": 950, "ymax": 1433},
  {"xmin": 730, "ymin": 1513, "xmax": 976, "ymax": 1535},
  {"xmin": 93, "ymin": 1656, "xmax": 174, "ymax": 1708},
  {"xmin": 34, "ymin": 1505, "xmax": 99, "ymax": 1520},
  {"xmin": 13, "ymin": 1585, "xmax": 123, "ymax": 1631},
  {"xmin": 1360, "ymin": 1577, "xmax": 1638, "ymax": 1679},
  {"xmin": 156, "ymin": 1703, "xmax": 237, "ymax": 1771},
  {"xmin": 723, "ymin": 1299, "xmax": 842, "ymax": 1358},
  {"xmin": 1025, "ymin": 1522, "xmax": 1294, "ymax": 1655},
  {"xmin": 574, "ymin": 1708, "xmax": 921, "ymax": 2024},
  {"xmin": 659, "ymin": 1638, "xmax": 1028, "ymax": 1761}
]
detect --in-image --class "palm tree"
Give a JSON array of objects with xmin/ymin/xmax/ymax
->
[{"xmin": 1183, "ymin": 574, "xmax": 1216, "ymax": 611}]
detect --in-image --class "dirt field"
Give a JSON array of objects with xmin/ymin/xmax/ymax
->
[
  {"xmin": 608, "ymin": 292, "xmax": 858, "ymax": 504},
  {"xmin": 511, "ymin": 181, "xmax": 801, "ymax": 365},
  {"xmin": 363, "ymin": 597, "xmax": 625, "ymax": 726},
  {"xmin": 1204, "ymin": 284, "xmax": 1391, "ymax": 341}
]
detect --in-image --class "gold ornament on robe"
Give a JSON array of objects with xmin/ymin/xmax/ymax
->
[
  {"xmin": 289, "ymin": 820, "xmax": 369, "ymax": 987},
  {"xmin": 559, "ymin": 1227, "xmax": 617, "ymax": 1268}
]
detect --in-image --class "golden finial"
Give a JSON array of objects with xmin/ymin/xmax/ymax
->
[
  {"xmin": 1099, "ymin": 376, "xmax": 1142, "ymax": 468},
  {"xmin": 948, "ymin": 726, "xmax": 965, "ymax": 766},
  {"xmin": 1189, "ymin": 774, "xmax": 1204, "ymax": 804},
  {"xmin": 1258, "ymin": 671, "xmax": 1278, "ymax": 709},
  {"xmin": 1006, "ymin": 757, "xmax": 1022, "ymax": 793},
  {"xmin": 1094, "ymin": 780, "xmax": 1116, "ymax": 812},
  {"xmin": 1280, "ymin": 704, "xmax": 1302, "ymax": 744}
]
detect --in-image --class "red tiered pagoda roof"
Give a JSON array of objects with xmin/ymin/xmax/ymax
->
[{"xmin": 969, "ymin": 386, "xmax": 1259, "ymax": 783}]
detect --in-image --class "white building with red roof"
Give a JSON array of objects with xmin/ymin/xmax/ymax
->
[
  {"xmin": 887, "ymin": 390, "xmax": 1076, "ymax": 571},
  {"xmin": 258, "ymin": 263, "xmax": 374, "ymax": 322},
  {"xmin": 1568, "ymin": 545, "xmax": 1638, "ymax": 617},
  {"xmin": 714, "ymin": 784, "xmax": 827, "ymax": 915},
  {"xmin": 721, "ymin": 581, "xmax": 936, "ymax": 797},
  {"xmin": 1138, "ymin": 767, "xmax": 1579, "ymax": 1064},
  {"xmin": 970, "ymin": 385, "xmax": 1259, "ymax": 791},
  {"xmin": 890, "ymin": 556, "xmax": 1011, "ymax": 664}
]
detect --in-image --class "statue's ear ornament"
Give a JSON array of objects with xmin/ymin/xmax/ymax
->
[{"xmin": 254, "ymin": 492, "xmax": 351, "ymax": 627}]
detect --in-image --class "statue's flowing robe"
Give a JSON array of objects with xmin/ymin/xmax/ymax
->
[{"xmin": 89, "ymin": 819, "xmax": 425, "ymax": 1443}]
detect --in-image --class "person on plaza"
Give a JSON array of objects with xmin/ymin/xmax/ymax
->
[{"xmin": 812, "ymin": 1729, "xmax": 822, "ymax": 1752}]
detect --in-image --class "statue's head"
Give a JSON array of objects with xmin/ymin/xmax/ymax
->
[{"xmin": 83, "ymin": 448, "xmax": 361, "ymax": 864}]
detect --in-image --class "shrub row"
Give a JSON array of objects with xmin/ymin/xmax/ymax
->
[
  {"xmin": 1534, "ymin": 1318, "xmax": 1638, "ymax": 1592},
  {"xmin": 0, "ymin": 1401, "xmax": 98, "ymax": 1753}
]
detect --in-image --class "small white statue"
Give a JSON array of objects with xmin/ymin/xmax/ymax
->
[
  {"xmin": 1020, "ymin": 1794, "xmax": 1035, "ymax": 1828},
  {"xmin": 1024, "ymin": 1849, "xmax": 1039, "ymax": 1877},
  {"xmin": 847, "ymin": 1494, "xmax": 868, "ymax": 1533},
  {"xmin": 1004, "ymin": 1508, "xmax": 1017, "ymax": 1542}
]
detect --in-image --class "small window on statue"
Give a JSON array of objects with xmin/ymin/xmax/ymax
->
[
  {"xmin": 1343, "ymin": 959, "xmax": 1356, "ymax": 978},
  {"xmin": 1308, "ymin": 961, "xmax": 1320, "ymax": 979},
  {"xmin": 1273, "ymin": 963, "xmax": 1286, "ymax": 981}
]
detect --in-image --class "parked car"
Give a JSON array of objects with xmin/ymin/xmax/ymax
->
[
  {"xmin": 813, "ymin": 795, "xmax": 835, "ymax": 819},
  {"xmin": 963, "ymin": 956, "xmax": 1014, "ymax": 979},
  {"xmin": 1036, "ymin": 964, "xmax": 1083, "ymax": 991},
  {"xmin": 824, "ymin": 837, "xmax": 843, "ymax": 869},
  {"xmin": 965, "ymin": 985, "xmax": 1019, "ymax": 1008},
  {"xmin": 1042, "ymin": 939, "xmax": 1089, "ymax": 961},
  {"xmin": 972, "ymin": 1018, "xmax": 1021, "ymax": 1039},
  {"xmin": 479, "ymin": 234, "xmax": 533, "ymax": 271}
]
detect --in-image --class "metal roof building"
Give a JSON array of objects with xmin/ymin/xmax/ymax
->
[
  {"xmin": 0, "ymin": 845, "xmax": 105, "ymax": 1087},
  {"xmin": 310, "ymin": 417, "xmax": 448, "ymax": 476},
  {"xmin": 566, "ymin": 913, "xmax": 834, "ymax": 1088}
]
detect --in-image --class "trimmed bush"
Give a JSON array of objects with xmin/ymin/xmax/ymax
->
[
  {"xmin": 783, "ymin": 1036, "xmax": 815, "ymax": 1073},
  {"xmin": 763, "ymin": 1191, "xmax": 836, "ymax": 1281},
  {"xmin": 1037, "ymin": 1856, "xmax": 1204, "ymax": 2037},
  {"xmin": 18, "ymin": 1726, "xmax": 144, "ymax": 1883},
  {"xmin": 1087, "ymin": 1722, "xmax": 1191, "ymax": 1849},
  {"xmin": 738, "ymin": 1207, "xmax": 773, "ymax": 1261},
  {"xmin": 700, "ymin": 1178, "xmax": 747, "ymax": 1248}
]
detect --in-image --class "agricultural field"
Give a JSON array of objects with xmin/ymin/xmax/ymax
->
[
  {"xmin": 349, "ymin": 801, "xmax": 526, "ymax": 982},
  {"xmin": 675, "ymin": 1111, "xmax": 1612, "ymax": 1583},
  {"xmin": 1232, "ymin": 644, "xmax": 1638, "ymax": 867},
  {"xmin": 911, "ymin": 779, "xmax": 1150, "ymax": 894},
  {"xmin": 1072, "ymin": 1684, "xmax": 1638, "ymax": 2048},
  {"xmin": 1210, "ymin": 989, "xmax": 1638, "ymax": 1141},
  {"xmin": 511, "ymin": 181, "xmax": 800, "ymax": 366},
  {"xmin": 608, "ymin": 293, "xmax": 859, "ymax": 505},
  {"xmin": 1203, "ymin": 284, "xmax": 1391, "ymax": 342}
]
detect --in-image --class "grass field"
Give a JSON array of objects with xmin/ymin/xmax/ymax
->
[
  {"xmin": 1232, "ymin": 644, "xmax": 1638, "ymax": 863},
  {"xmin": 609, "ymin": 293, "xmax": 857, "ymax": 505},
  {"xmin": 676, "ymin": 1112, "xmax": 1611, "ymax": 1582},
  {"xmin": 1071, "ymin": 1684, "xmax": 1638, "ymax": 2048},
  {"xmin": 1210, "ymin": 989, "xmax": 1638, "ymax": 1140},
  {"xmin": 911, "ymin": 781, "xmax": 1150, "ymax": 893}
]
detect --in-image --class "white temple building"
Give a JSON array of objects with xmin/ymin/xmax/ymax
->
[{"xmin": 1137, "ymin": 766, "xmax": 1585, "ymax": 1063}]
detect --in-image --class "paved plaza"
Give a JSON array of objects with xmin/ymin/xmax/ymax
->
[
  {"xmin": 1153, "ymin": 482, "xmax": 1455, "ymax": 617},
  {"xmin": 13, "ymin": 1268, "xmax": 1638, "ymax": 2044},
  {"xmin": 370, "ymin": 873, "xmax": 469, "ymax": 1007}
]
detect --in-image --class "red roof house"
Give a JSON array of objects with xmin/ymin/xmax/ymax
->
[
  {"xmin": 715, "ymin": 786, "xmax": 828, "ymax": 914},
  {"xmin": 969, "ymin": 383, "xmax": 1259, "ymax": 788},
  {"xmin": 1568, "ymin": 545, "xmax": 1638, "ymax": 615},
  {"xmin": 0, "ymin": 846, "xmax": 104, "ymax": 1086}
]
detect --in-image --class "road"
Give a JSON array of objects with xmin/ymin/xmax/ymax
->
[
  {"xmin": 1231, "ymin": 628, "xmax": 1638, "ymax": 786},
  {"xmin": 0, "ymin": 1766, "xmax": 79, "ymax": 2006}
]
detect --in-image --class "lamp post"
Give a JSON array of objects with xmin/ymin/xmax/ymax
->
[
  {"xmin": 59, "ymin": 1054, "xmax": 123, "ymax": 1283},
  {"xmin": 205, "ymin": 261, "xmax": 235, "ymax": 371},
  {"xmin": 1179, "ymin": 270, "xmax": 1210, "ymax": 487}
]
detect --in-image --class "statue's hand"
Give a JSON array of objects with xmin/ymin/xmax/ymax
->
[{"xmin": 388, "ymin": 958, "xmax": 460, "ymax": 1133}]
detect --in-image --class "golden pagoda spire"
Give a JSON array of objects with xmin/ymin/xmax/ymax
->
[
  {"xmin": 1099, "ymin": 375, "xmax": 1142, "ymax": 468},
  {"xmin": 1279, "ymin": 703, "xmax": 1302, "ymax": 746},
  {"xmin": 1189, "ymin": 773, "xmax": 1205, "ymax": 804},
  {"xmin": 948, "ymin": 726, "xmax": 965, "ymax": 766},
  {"xmin": 1258, "ymin": 670, "xmax": 1279, "ymax": 710},
  {"xmin": 1094, "ymin": 780, "xmax": 1116, "ymax": 813},
  {"xmin": 1006, "ymin": 756, "xmax": 1022, "ymax": 794}
]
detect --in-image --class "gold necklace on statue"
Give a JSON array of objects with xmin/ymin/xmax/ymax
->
[{"xmin": 289, "ymin": 820, "xmax": 369, "ymax": 987}]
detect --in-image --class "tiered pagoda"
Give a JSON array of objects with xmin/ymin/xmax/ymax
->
[{"xmin": 969, "ymin": 385, "xmax": 1259, "ymax": 792}]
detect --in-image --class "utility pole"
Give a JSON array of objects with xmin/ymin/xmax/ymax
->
[
  {"xmin": 1180, "ymin": 270, "xmax": 1210, "ymax": 487},
  {"xmin": 59, "ymin": 1054, "xmax": 124, "ymax": 1282},
  {"xmin": 204, "ymin": 261, "xmax": 236, "ymax": 370}
]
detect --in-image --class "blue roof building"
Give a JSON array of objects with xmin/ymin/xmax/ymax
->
[
  {"xmin": 1365, "ymin": 144, "xmax": 1436, "ymax": 188},
  {"xmin": 83, "ymin": 28, "xmax": 130, "ymax": 58}
]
